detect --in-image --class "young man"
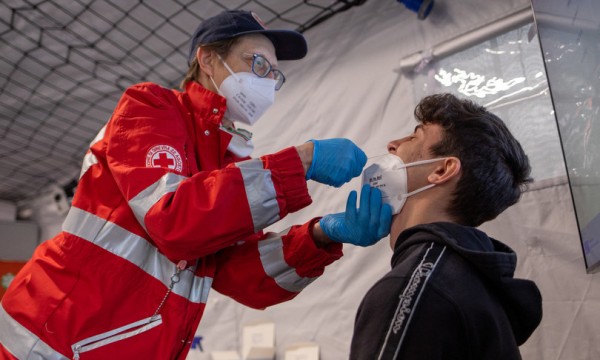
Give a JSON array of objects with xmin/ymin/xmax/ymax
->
[
  {"xmin": 350, "ymin": 93, "xmax": 543, "ymax": 359},
  {"xmin": 0, "ymin": 10, "xmax": 390, "ymax": 359}
]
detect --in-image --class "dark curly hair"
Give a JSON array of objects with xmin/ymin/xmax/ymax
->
[{"xmin": 415, "ymin": 93, "xmax": 532, "ymax": 227}]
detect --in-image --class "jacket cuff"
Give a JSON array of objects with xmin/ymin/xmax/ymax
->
[
  {"xmin": 284, "ymin": 218, "xmax": 343, "ymax": 278},
  {"xmin": 261, "ymin": 147, "xmax": 311, "ymax": 215}
]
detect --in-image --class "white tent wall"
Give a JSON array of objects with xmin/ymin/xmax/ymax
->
[{"xmin": 187, "ymin": 0, "xmax": 600, "ymax": 359}]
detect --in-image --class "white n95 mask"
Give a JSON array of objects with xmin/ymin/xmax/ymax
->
[
  {"xmin": 361, "ymin": 154, "xmax": 447, "ymax": 215},
  {"xmin": 210, "ymin": 56, "xmax": 276, "ymax": 126}
]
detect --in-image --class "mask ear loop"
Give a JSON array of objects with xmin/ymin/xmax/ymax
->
[
  {"xmin": 210, "ymin": 54, "xmax": 240, "ymax": 96},
  {"xmin": 402, "ymin": 157, "xmax": 449, "ymax": 168},
  {"xmin": 216, "ymin": 54, "xmax": 240, "ymax": 81},
  {"xmin": 209, "ymin": 76, "xmax": 224, "ymax": 96},
  {"xmin": 399, "ymin": 183, "xmax": 436, "ymax": 200},
  {"xmin": 397, "ymin": 157, "xmax": 448, "ymax": 200}
]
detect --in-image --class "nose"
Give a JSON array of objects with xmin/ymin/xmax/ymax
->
[
  {"xmin": 387, "ymin": 141, "xmax": 397, "ymax": 154},
  {"xmin": 387, "ymin": 138, "xmax": 406, "ymax": 154}
]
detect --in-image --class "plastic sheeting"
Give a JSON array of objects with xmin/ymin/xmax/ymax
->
[{"xmin": 188, "ymin": 0, "xmax": 600, "ymax": 359}]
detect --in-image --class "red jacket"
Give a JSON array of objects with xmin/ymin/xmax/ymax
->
[{"xmin": 0, "ymin": 82, "xmax": 342, "ymax": 359}]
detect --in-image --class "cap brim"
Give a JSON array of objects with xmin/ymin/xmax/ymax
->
[{"xmin": 236, "ymin": 29, "xmax": 307, "ymax": 60}]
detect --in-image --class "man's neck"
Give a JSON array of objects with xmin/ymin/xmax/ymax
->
[{"xmin": 389, "ymin": 202, "xmax": 454, "ymax": 249}]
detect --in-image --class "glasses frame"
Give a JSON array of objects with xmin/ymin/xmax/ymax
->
[{"xmin": 243, "ymin": 53, "xmax": 285, "ymax": 91}]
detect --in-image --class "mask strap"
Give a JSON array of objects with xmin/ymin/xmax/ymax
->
[
  {"xmin": 209, "ymin": 76, "xmax": 224, "ymax": 96},
  {"xmin": 399, "ymin": 157, "xmax": 447, "ymax": 199},
  {"xmin": 400, "ymin": 183, "xmax": 436, "ymax": 199},
  {"xmin": 400, "ymin": 157, "xmax": 447, "ymax": 199},
  {"xmin": 403, "ymin": 157, "xmax": 448, "ymax": 169},
  {"xmin": 216, "ymin": 54, "xmax": 239, "ymax": 81}
]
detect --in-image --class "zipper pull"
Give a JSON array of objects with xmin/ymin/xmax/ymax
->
[
  {"xmin": 176, "ymin": 260, "xmax": 187, "ymax": 271},
  {"xmin": 152, "ymin": 260, "xmax": 189, "ymax": 318},
  {"xmin": 73, "ymin": 346, "xmax": 81, "ymax": 360},
  {"xmin": 171, "ymin": 260, "xmax": 187, "ymax": 284}
]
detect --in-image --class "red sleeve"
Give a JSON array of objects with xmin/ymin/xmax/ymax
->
[
  {"xmin": 105, "ymin": 83, "xmax": 311, "ymax": 261},
  {"xmin": 211, "ymin": 218, "xmax": 343, "ymax": 309}
]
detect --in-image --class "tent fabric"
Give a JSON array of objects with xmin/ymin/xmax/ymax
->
[{"xmin": 187, "ymin": 0, "xmax": 600, "ymax": 359}]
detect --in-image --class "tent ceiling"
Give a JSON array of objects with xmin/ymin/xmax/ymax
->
[{"xmin": 0, "ymin": 0, "xmax": 367, "ymax": 204}]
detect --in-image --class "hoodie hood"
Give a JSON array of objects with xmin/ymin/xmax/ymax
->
[{"xmin": 394, "ymin": 222, "xmax": 542, "ymax": 345}]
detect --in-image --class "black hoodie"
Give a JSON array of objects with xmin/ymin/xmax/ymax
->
[{"xmin": 350, "ymin": 222, "xmax": 542, "ymax": 360}]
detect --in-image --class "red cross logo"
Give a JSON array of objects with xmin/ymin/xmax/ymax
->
[
  {"xmin": 153, "ymin": 152, "xmax": 175, "ymax": 168},
  {"xmin": 146, "ymin": 145, "xmax": 183, "ymax": 172}
]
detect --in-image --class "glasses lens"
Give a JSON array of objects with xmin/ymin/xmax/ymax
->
[
  {"xmin": 252, "ymin": 55, "xmax": 271, "ymax": 77},
  {"xmin": 272, "ymin": 69, "xmax": 285, "ymax": 90},
  {"xmin": 247, "ymin": 54, "xmax": 285, "ymax": 90}
]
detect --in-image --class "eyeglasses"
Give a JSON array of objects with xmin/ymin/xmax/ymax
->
[{"xmin": 243, "ymin": 53, "xmax": 285, "ymax": 91}]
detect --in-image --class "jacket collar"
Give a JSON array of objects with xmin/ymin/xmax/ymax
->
[{"xmin": 184, "ymin": 81, "xmax": 226, "ymax": 126}]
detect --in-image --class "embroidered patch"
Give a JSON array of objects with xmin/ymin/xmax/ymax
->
[
  {"xmin": 145, "ymin": 145, "xmax": 183, "ymax": 172},
  {"xmin": 251, "ymin": 12, "xmax": 267, "ymax": 29}
]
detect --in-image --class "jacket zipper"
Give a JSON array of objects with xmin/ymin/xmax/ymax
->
[
  {"xmin": 71, "ymin": 314, "xmax": 162, "ymax": 359},
  {"xmin": 71, "ymin": 261, "xmax": 187, "ymax": 359}
]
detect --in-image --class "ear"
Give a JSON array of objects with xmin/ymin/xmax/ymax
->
[
  {"xmin": 428, "ymin": 157, "xmax": 461, "ymax": 185},
  {"xmin": 197, "ymin": 47, "xmax": 216, "ymax": 77}
]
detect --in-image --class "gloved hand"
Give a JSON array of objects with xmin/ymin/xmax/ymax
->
[
  {"xmin": 305, "ymin": 138, "xmax": 367, "ymax": 187},
  {"xmin": 319, "ymin": 184, "xmax": 392, "ymax": 247}
]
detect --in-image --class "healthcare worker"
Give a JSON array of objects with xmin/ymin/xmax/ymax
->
[{"xmin": 0, "ymin": 10, "xmax": 391, "ymax": 360}]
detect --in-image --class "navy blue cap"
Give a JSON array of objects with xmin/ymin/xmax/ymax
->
[{"xmin": 188, "ymin": 10, "xmax": 308, "ymax": 64}]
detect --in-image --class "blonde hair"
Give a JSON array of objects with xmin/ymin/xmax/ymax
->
[{"xmin": 180, "ymin": 38, "xmax": 240, "ymax": 90}]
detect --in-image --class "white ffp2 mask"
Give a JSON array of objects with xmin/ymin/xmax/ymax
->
[
  {"xmin": 210, "ymin": 56, "xmax": 276, "ymax": 126},
  {"xmin": 361, "ymin": 154, "xmax": 447, "ymax": 215}
]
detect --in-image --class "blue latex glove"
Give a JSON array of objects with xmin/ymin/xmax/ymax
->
[
  {"xmin": 320, "ymin": 184, "xmax": 393, "ymax": 247},
  {"xmin": 305, "ymin": 138, "xmax": 367, "ymax": 187}
]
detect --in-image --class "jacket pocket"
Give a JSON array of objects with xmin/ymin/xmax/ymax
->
[{"xmin": 71, "ymin": 315, "xmax": 162, "ymax": 359}]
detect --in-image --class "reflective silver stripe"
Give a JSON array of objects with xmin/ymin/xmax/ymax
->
[
  {"xmin": 0, "ymin": 303, "xmax": 69, "ymax": 360},
  {"xmin": 79, "ymin": 152, "xmax": 98, "ymax": 179},
  {"xmin": 89, "ymin": 125, "xmax": 106, "ymax": 147},
  {"xmin": 79, "ymin": 125, "xmax": 106, "ymax": 179},
  {"xmin": 128, "ymin": 172, "xmax": 187, "ymax": 231},
  {"xmin": 235, "ymin": 159, "xmax": 280, "ymax": 232},
  {"xmin": 63, "ymin": 207, "xmax": 212, "ymax": 304},
  {"xmin": 258, "ymin": 230, "xmax": 316, "ymax": 292}
]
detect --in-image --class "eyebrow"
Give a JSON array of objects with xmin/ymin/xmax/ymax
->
[{"xmin": 414, "ymin": 124, "xmax": 424, "ymax": 134}]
